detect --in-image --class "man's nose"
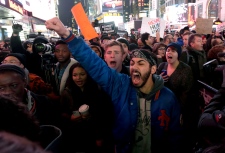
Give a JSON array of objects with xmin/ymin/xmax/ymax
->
[{"xmin": 110, "ymin": 52, "xmax": 115, "ymax": 58}]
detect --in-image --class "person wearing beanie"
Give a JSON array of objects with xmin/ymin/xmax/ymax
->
[
  {"xmin": 2, "ymin": 53, "xmax": 59, "ymax": 102},
  {"xmin": 90, "ymin": 45, "xmax": 102, "ymax": 58},
  {"xmin": 9, "ymin": 25, "xmax": 46, "ymax": 80},
  {"xmin": 0, "ymin": 64, "xmax": 59, "ymax": 126},
  {"xmin": 129, "ymin": 43, "xmax": 138, "ymax": 52},
  {"xmin": 2, "ymin": 53, "xmax": 29, "ymax": 84},
  {"xmin": 46, "ymin": 17, "xmax": 183, "ymax": 153},
  {"xmin": 157, "ymin": 42, "xmax": 195, "ymax": 153},
  {"xmin": 116, "ymin": 37, "xmax": 130, "ymax": 66}
]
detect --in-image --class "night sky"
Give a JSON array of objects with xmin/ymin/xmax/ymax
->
[{"xmin": 58, "ymin": 0, "xmax": 75, "ymax": 27}]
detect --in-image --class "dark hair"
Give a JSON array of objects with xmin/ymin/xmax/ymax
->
[
  {"xmin": 0, "ymin": 95, "xmax": 40, "ymax": 141},
  {"xmin": 65, "ymin": 63, "xmax": 89, "ymax": 90},
  {"xmin": 55, "ymin": 40, "xmax": 67, "ymax": 46},
  {"xmin": 183, "ymin": 26, "xmax": 190, "ymax": 31},
  {"xmin": 141, "ymin": 32, "xmax": 150, "ymax": 46},
  {"xmin": 0, "ymin": 132, "xmax": 49, "ymax": 153},
  {"xmin": 179, "ymin": 28, "xmax": 185, "ymax": 36},
  {"xmin": 152, "ymin": 43, "xmax": 167, "ymax": 55},
  {"xmin": 188, "ymin": 33, "xmax": 202, "ymax": 47},
  {"xmin": 163, "ymin": 34, "xmax": 172, "ymax": 43}
]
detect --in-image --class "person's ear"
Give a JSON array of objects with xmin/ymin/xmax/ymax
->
[{"xmin": 151, "ymin": 65, "xmax": 157, "ymax": 74}]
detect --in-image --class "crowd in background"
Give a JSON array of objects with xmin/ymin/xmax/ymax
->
[{"xmin": 0, "ymin": 17, "xmax": 224, "ymax": 153}]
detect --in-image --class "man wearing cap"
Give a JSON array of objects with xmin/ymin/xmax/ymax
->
[
  {"xmin": 0, "ymin": 64, "xmax": 58, "ymax": 125},
  {"xmin": 2, "ymin": 53, "xmax": 59, "ymax": 102},
  {"xmin": 45, "ymin": 17, "xmax": 182, "ymax": 153},
  {"xmin": 116, "ymin": 37, "xmax": 130, "ymax": 66}
]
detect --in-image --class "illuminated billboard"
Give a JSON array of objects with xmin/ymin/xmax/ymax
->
[
  {"xmin": 101, "ymin": 0, "xmax": 123, "ymax": 13},
  {"xmin": 165, "ymin": 3, "xmax": 188, "ymax": 24},
  {"xmin": 30, "ymin": 0, "xmax": 55, "ymax": 21}
]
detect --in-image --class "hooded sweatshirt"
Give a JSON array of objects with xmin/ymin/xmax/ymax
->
[
  {"xmin": 64, "ymin": 36, "xmax": 182, "ymax": 153},
  {"xmin": 132, "ymin": 74, "xmax": 164, "ymax": 153}
]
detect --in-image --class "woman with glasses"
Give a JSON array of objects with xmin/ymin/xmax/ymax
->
[{"xmin": 152, "ymin": 42, "xmax": 167, "ymax": 66}]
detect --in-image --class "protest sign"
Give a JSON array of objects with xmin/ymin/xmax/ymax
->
[
  {"xmin": 196, "ymin": 18, "xmax": 214, "ymax": 34},
  {"xmin": 140, "ymin": 17, "xmax": 166, "ymax": 38},
  {"xmin": 99, "ymin": 22, "xmax": 115, "ymax": 34},
  {"xmin": 71, "ymin": 2, "xmax": 98, "ymax": 40},
  {"xmin": 216, "ymin": 22, "xmax": 225, "ymax": 32}
]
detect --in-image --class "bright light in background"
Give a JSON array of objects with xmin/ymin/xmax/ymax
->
[
  {"xmin": 103, "ymin": 16, "xmax": 123, "ymax": 26},
  {"xmin": 30, "ymin": 0, "xmax": 55, "ymax": 21}
]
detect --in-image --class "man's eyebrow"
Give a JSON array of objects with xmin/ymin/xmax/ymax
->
[{"xmin": 131, "ymin": 59, "xmax": 147, "ymax": 63}]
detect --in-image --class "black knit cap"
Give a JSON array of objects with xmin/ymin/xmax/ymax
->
[
  {"xmin": 5, "ymin": 53, "xmax": 27, "ymax": 68},
  {"xmin": 117, "ymin": 38, "xmax": 129, "ymax": 50},
  {"xmin": 0, "ymin": 64, "xmax": 25, "ymax": 78},
  {"xmin": 129, "ymin": 43, "xmax": 138, "ymax": 51}
]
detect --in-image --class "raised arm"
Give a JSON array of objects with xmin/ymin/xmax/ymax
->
[{"xmin": 45, "ymin": 17, "xmax": 130, "ymax": 99}]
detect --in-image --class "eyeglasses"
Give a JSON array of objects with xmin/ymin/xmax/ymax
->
[
  {"xmin": 168, "ymin": 37, "xmax": 173, "ymax": 40},
  {"xmin": 1, "ymin": 60, "xmax": 21, "ymax": 65},
  {"xmin": 158, "ymin": 47, "xmax": 166, "ymax": 50}
]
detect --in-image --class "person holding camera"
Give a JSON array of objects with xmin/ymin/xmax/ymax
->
[{"xmin": 10, "ymin": 24, "xmax": 44, "ymax": 80}]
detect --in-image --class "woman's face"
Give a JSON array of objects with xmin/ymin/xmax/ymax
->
[
  {"xmin": 157, "ymin": 46, "xmax": 166, "ymax": 57},
  {"xmin": 166, "ymin": 47, "xmax": 179, "ymax": 64},
  {"xmin": 72, "ymin": 67, "xmax": 88, "ymax": 89}
]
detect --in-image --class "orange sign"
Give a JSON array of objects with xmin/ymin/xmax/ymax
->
[
  {"xmin": 71, "ymin": 3, "xmax": 98, "ymax": 40},
  {"xmin": 9, "ymin": 0, "xmax": 23, "ymax": 14}
]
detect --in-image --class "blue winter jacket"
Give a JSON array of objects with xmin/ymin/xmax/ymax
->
[{"xmin": 65, "ymin": 36, "xmax": 182, "ymax": 153}]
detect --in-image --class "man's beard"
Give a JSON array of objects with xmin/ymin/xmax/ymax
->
[{"xmin": 133, "ymin": 69, "xmax": 151, "ymax": 88}]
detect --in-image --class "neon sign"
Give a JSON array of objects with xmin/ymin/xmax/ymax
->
[{"xmin": 9, "ymin": 0, "xmax": 23, "ymax": 14}]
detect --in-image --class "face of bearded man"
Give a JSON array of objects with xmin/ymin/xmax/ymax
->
[{"xmin": 130, "ymin": 57, "xmax": 152, "ymax": 88}]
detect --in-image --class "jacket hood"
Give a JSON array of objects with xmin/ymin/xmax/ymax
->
[{"xmin": 137, "ymin": 74, "xmax": 164, "ymax": 100}]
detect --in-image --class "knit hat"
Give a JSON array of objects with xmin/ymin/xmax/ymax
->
[
  {"xmin": 90, "ymin": 45, "xmax": 102, "ymax": 57},
  {"xmin": 5, "ymin": 53, "xmax": 27, "ymax": 68},
  {"xmin": 0, "ymin": 64, "xmax": 26, "ymax": 78},
  {"xmin": 116, "ymin": 38, "xmax": 129, "ymax": 50},
  {"xmin": 166, "ymin": 43, "xmax": 182, "ymax": 58},
  {"xmin": 129, "ymin": 43, "xmax": 138, "ymax": 51},
  {"xmin": 130, "ymin": 49, "xmax": 157, "ymax": 66}
]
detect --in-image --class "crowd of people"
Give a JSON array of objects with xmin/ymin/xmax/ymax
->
[{"xmin": 0, "ymin": 16, "xmax": 225, "ymax": 153}]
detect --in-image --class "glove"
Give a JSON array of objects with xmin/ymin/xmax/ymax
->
[{"xmin": 12, "ymin": 24, "xmax": 23, "ymax": 34}]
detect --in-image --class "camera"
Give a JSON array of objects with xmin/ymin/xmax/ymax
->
[{"xmin": 34, "ymin": 43, "xmax": 54, "ymax": 54}]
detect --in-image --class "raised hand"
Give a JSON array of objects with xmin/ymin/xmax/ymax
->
[{"xmin": 45, "ymin": 17, "xmax": 70, "ymax": 38}]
